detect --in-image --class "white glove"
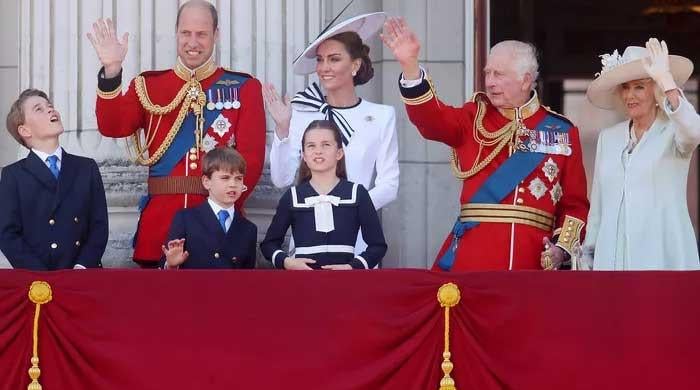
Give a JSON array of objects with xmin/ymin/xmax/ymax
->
[{"xmin": 642, "ymin": 38, "xmax": 677, "ymax": 92}]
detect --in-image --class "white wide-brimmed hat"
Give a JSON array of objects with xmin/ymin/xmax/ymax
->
[
  {"xmin": 292, "ymin": 12, "xmax": 387, "ymax": 75},
  {"xmin": 586, "ymin": 45, "xmax": 693, "ymax": 109}
]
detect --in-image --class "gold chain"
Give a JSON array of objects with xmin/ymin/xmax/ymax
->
[
  {"xmin": 128, "ymin": 76, "xmax": 205, "ymax": 166},
  {"xmin": 450, "ymin": 97, "xmax": 517, "ymax": 180},
  {"xmin": 134, "ymin": 76, "xmax": 189, "ymax": 115}
]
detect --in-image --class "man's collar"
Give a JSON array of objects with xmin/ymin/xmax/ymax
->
[
  {"xmin": 174, "ymin": 55, "xmax": 217, "ymax": 81},
  {"xmin": 497, "ymin": 91, "xmax": 541, "ymax": 121}
]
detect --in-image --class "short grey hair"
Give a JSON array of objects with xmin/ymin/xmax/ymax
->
[{"xmin": 490, "ymin": 40, "xmax": 540, "ymax": 90}]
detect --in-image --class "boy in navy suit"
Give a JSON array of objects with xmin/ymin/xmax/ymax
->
[
  {"xmin": 162, "ymin": 147, "xmax": 257, "ymax": 269},
  {"xmin": 0, "ymin": 89, "xmax": 108, "ymax": 270}
]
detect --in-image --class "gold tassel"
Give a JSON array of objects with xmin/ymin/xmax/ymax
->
[
  {"xmin": 27, "ymin": 281, "xmax": 52, "ymax": 390},
  {"xmin": 437, "ymin": 283, "xmax": 461, "ymax": 390}
]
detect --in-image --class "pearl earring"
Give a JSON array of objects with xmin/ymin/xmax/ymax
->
[{"xmin": 352, "ymin": 71, "xmax": 357, "ymax": 76}]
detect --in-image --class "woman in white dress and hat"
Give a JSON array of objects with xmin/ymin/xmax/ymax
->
[
  {"xmin": 583, "ymin": 38, "xmax": 700, "ymax": 270},
  {"xmin": 263, "ymin": 12, "xmax": 399, "ymax": 256}
]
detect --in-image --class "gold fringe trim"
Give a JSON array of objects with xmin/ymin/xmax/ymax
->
[
  {"xmin": 437, "ymin": 283, "xmax": 461, "ymax": 390},
  {"xmin": 27, "ymin": 281, "xmax": 52, "ymax": 390}
]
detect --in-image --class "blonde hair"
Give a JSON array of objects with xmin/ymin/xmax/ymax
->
[{"xmin": 612, "ymin": 78, "xmax": 666, "ymax": 117}]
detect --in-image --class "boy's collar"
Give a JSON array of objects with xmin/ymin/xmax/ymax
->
[
  {"xmin": 31, "ymin": 145, "xmax": 63, "ymax": 161},
  {"xmin": 207, "ymin": 197, "xmax": 235, "ymax": 216}
]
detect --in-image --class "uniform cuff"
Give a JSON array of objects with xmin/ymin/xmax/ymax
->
[
  {"xmin": 272, "ymin": 250, "xmax": 288, "ymax": 269},
  {"xmin": 350, "ymin": 256, "xmax": 369, "ymax": 269},
  {"xmin": 398, "ymin": 69, "xmax": 435, "ymax": 106},
  {"xmin": 97, "ymin": 66, "xmax": 123, "ymax": 99}
]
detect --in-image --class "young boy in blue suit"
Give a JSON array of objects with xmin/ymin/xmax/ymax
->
[
  {"xmin": 0, "ymin": 89, "xmax": 108, "ymax": 270},
  {"xmin": 162, "ymin": 147, "xmax": 257, "ymax": 269}
]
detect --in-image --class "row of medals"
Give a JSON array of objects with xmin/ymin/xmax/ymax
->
[
  {"xmin": 515, "ymin": 124, "xmax": 572, "ymax": 155},
  {"xmin": 206, "ymin": 87, "xmax": 241, "ymax": 111},
  {"xmin": 189, "ymin": 87, "xmax": 241, "ymax": 170}
]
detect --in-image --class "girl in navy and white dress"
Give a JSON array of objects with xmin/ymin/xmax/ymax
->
[{"xmin": 260, "ymin": 120, "xmax": 387, "ymax": 270}]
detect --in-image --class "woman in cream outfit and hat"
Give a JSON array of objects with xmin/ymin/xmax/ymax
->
[
  {"xmin": 262, "ymin": 12, "xmax": 399, "ymax": 259},
  {"xmin": 584, "ymin": 38, "xmax": 700, "ymax": 270}
]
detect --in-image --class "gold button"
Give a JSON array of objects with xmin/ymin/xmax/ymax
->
[
  {"xmin": 214, "ymin": 252, "xmax": 220, "ymax": 259},
  {"xmin": 189, "ymin": 154, "xmax": 198, "ymax": 161},
  {"xmin": 74, "ymin": 217, "xmax": 79, "ymax": 223},
  {"xmin": 518, "ymin": 188, "xmax": 525, "ymax": 193},
  {"xmin": 189, "ymin": 147, "xmax": 198, "ymax": 154},
  {"xmin": 50, "ymin": 243, "xmax": 58, "ymax": 249},
  {"xmin": 49, "ymin": 219, "xmax": 55, "ymax": 225},
  {"xmin": 189, "ymin": 162, "xmax": 198, "ymax": 170},
  {"xmin": 516, "ymin": 198, "xmax": 524, "ymax": 204}
]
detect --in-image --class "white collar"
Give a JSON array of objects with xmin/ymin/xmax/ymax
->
[
  {"xmin": 32, "ymin": 146, "xmax": 63, "ymax": 162},
  {"xmin": 207, "ymin": 198, "xmax": 236, "ymax": 219}
]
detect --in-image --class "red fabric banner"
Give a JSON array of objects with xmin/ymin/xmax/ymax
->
[{"xmin": 1, "ymin": 269, "xmax": 699, "ymax": 389}]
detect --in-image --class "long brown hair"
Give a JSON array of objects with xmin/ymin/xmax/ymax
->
[{"xmin": 297, "ymin": 120, "xmax": 348, "ymax": 184}]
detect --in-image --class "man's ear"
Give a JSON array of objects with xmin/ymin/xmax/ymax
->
[{"xmin": 521, "ymin": 72, "xmax": 534, "ymax": 92}]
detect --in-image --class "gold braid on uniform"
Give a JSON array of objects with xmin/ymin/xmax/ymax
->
[
  {"xmin": 450, "ymin": 94, "xmax": 518, "ymax": 180},
  {"xmin": 129, "ymin": 76, "xmax": 206, "ymax": 166}
]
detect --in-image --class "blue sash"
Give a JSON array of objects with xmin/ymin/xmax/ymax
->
[
  {"xmin": 437, "ymin": 112, "xmax": 572, "ymax": 271},
  {"xmin": 149, "ymin": 72, "xmax": 250, "ymax": 177}
]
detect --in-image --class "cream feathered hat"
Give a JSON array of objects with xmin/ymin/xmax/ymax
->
[{"xmin": 586, "ymin": 44, "xmax": 693, "ymax": 109}]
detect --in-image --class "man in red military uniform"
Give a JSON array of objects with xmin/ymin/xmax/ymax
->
[
  {"xmin": 382, "ymin": 18, "xmax": 589, "ymax": 271},
  {"xmin": 87, "ymin": 1, "xmax": 265, "ymax": 267}
]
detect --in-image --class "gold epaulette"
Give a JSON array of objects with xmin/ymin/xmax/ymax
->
[
  {"xmin": 97, "ymin": 85, "xmax": 121, "ymax": 100},
  {"xmin": 401, "ymin": 76, "xmax": 436, "ymax": 106}
]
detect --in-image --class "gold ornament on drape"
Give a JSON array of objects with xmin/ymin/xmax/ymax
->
[
  {"xmin": 27, "ymin": 281, "xmax": 52, "ymax": 390},
  {"xmin": 437, "ymin": 282, "xmax": 461, "ymax": 390}
]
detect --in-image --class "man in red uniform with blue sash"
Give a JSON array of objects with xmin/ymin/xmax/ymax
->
[
  {"xmin": 382, "ymin": 18, "xmax": 589, "ymax": 271},
  {"xmin": 88, "ymin": 1, "xmax": 265, "ymax": 266}
]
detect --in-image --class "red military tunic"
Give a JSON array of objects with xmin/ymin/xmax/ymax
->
[
  {"xmin": 400, "ymin": 76, "xmax": 589, "ymax": 271},
  {"xmin": 96, "ymin": 58, "xmax": 266, "ymax": 265}
]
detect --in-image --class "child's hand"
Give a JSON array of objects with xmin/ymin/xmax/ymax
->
[
  {"xmin": 162, "ymin": 239, "xmax": 189, "ymax": 268},
  {"xmin": 321, "ymin": 264, "xmax": 353, "ymax": 270},
  {"xmin": 283, "ymin": 257, "xmax": 316, "ymax": 270}
]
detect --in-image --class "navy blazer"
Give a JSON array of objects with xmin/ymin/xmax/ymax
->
[
  {"xmin": 0, "ymin": 149, "xmax": 108, "ymax": 270},
  {"xmin": 164, "ymin": 202, "xmax": 257, "ymax": 269}
]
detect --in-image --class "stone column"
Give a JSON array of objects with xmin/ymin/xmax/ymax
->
[{"xmin": 0, "ymin": 0, "xmax": 19, "ymax": 268}]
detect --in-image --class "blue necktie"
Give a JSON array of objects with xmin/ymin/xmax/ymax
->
[
  {"xmin": 217, "ymin": 210, "xmax": 229, "ymax": 232},
  {"xmin": 46, "ymin": 155, "xmax": 59, "ymax": 179}
]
